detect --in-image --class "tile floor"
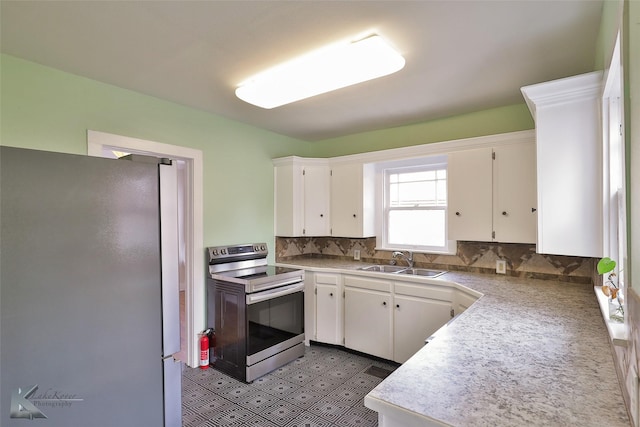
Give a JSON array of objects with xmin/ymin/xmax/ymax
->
[{"xmin": 181, "ymin": 344, "xmax": 398, "ymax": 427}]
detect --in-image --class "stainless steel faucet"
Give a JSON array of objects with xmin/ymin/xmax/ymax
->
[{"xmin": 392, "ymin": 251, "xmax": 414, "ymax": 268}]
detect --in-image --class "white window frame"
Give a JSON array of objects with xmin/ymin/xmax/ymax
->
[
  {"xmin": 375, "ymin": 155, "xmax": 455, "ymax": 254},
  {"xmin": 602, "ymin": 32, "xmax": 628, "ymax": 289}
]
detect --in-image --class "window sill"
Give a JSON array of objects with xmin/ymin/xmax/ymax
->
[{"xmin": 594, "ymin": 286, "xmax": 628, "ymax": 347}]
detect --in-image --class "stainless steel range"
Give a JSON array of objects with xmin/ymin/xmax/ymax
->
[{"xmin": 206, "ymin": 243, "xmax": 305, "ymax": 382}]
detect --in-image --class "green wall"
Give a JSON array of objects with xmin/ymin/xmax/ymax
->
[
  {"xmin": 595, "ymin": 0, "xmax": 624, "ymax": 71},
  {"xmin": 0, "ymin": 54, "xmax": 314, "ymax": 249},
  {"xmin": 0, "ymin": 52, "xmax": 537, "ymax": 248},
  {"xmin": 311, "ymin": 103, "xmax": 534, "ymax": 157}
]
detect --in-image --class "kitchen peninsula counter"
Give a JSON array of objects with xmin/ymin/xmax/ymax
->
[{"xmin": 277, "ymin": 257, "xmax": 630, "ymax": 426}]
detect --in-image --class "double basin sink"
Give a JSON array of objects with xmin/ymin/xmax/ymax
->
[{"xmin": 358, "ymin": 264, "xmax": 445, "ymax": 278}]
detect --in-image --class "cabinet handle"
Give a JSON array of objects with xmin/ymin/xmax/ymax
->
[
  {"xmin": 329, "ymin": 292, "xmax": 333, "ymax": 297},
  {"xmin": 320, "ymin": 214, "xmax": 324, "ymax": 217},
  {"xmin": 455, "ymin": 212, "xmax": 461, "ymax": 216},
  {"xmin": 382, "ymin": 301, "xmax": 387, "ymax": 306},
  {"xmin": 531, "ymin": 207, "xmax": 537, "ymax": 213},
  {"xmin": 396, "ymin": 304, "xmax": 400, "ymax": 309},
  {"xmin": 353, "ymin": 214, "xmax": 357, "ymax": 218},
  {"xmin": 502, "ymin": 211, "xmax": 508, "ymax": 216}
]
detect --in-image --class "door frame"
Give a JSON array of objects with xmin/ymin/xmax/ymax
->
[{"xmin": 87, "ymin": 130, "xmax": 204, "ymax": 368}]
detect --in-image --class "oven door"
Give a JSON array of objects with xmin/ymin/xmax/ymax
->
[{"xmin": 245, "ymin": 281, "xmax": 304, "ymax": 359}]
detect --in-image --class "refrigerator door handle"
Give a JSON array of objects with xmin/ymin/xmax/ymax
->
[{"xmin": 160, "ymin": 161, "xmax": 181, "ymax": 357}]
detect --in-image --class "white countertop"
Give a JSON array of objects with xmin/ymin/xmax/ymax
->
[{"xmin": 277, "ymin": 257, "xmax": 630, "ymax": 426}]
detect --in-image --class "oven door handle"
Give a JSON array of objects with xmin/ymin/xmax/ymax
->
[{"xmin": 246, "ymin": 282, "xmax": 304, "ymax": 305}]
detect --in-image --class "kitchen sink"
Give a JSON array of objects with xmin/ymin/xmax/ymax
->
[
  {"xmin": 358, "ymin": 265, "xmax": 408, "ymax": 273},
  {"xmin": 397, "ymin": 268, "xmax": 446, "ymax": 278},
  {"xmin": 358, "ymin": 265, "xmax": 446, "ymax": 278}
]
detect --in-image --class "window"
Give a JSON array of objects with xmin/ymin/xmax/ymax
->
[
  {"xmin": 379, "ymin": 156, "xmax": 453, "ymax": 253},
  {"xmin": 603, "ymin": 32, "xmax": 627, "ymax": 289}
]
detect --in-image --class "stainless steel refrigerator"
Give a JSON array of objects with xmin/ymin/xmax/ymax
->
[{"xmin": 0, "ymin": 146, "xmax": 182, "ymax": 426}]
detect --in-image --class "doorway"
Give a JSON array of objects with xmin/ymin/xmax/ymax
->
[{"xmin": 87, "ymin": 130, "xmax": 205, "ymax": 368}]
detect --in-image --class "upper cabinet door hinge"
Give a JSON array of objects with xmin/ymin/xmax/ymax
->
[
  {"xmin": 302, "ymin": 169, "xmax": 306, "ymax": 176},
  {"xmin": 620, "ymin": 123, "xmax": 623, "ymax": 136},
  {"xmin": 492, "ymin": 151, "xmax": 496, "ymax": 160},
  {"xmin": 314, "ymin": 288, "xmax": 317, "ymax": 295},
  {"xmin": 492, "ymin": 231, "xmax": 496, "ymax": 239}
]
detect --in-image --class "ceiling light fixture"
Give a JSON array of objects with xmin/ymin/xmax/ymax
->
[{"xmin": 235, "ymin": 34, "xmax": 405, "ymax": 109}]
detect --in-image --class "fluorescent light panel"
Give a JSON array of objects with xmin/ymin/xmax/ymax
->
[{"xmin": 235, "ymin": 34, "xmax": 405, "ymax": 109}]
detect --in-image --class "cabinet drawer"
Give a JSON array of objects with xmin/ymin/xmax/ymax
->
[
  {"xmin": 394, "ymin": 282, "xmax": 452, "ymax": 302},
  {"xmin": 344, "ymin": 275, "xmax": 392, "ymax": 292},
  {"xmin": 315, "ymin": 273, "xmax": 340, "ymax": 286}
]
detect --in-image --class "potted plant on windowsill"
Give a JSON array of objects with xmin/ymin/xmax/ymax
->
[{"xmin": 598, "ymin": 257, "xmax": 624, "ymax": 323}]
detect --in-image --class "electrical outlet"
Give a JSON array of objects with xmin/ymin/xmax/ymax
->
[
  {"xmin": 353, "ymin": 249, "xmax": 361, "ymax": 261},
  {"xmin": 496, "ymin": 259, "xmax": 506, "ymax": 274}
]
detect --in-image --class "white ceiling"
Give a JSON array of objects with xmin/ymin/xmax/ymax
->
[{"xmin": 0, "ymin": 1, "xmax": 603, "ymax": 142}]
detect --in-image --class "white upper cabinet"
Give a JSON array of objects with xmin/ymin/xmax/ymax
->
[
  {"xmin": 303, "ymin": 165, "xmax": 331, "ymax": 236},
  {"xmin": 448, "ymin": 141, "xmax": 536, "ymax": 244},
  {"xmin": 274, "ymin": 159, "xmax": 303, "ymax": 237},
  {"xmin": 448, "ymin": 147, "xmax": 493, "ymax": 241},
  {"xmin": 521, "ymin": 72, "xmax": 603, "ymax": 257},
  {"xmin": 275, "ymin": 130, "xmax": 537, "ymax": 244},
  {"xmin": 273, "ymin": 157, "xmax": 330, "ymax": 237},
  {"xmin": 330, "ymin": 163, "xmax": 375, "ymax": 238},
  {"xmin": 493, "ymin": 143, "xmax": 537, "ymax": 243}
]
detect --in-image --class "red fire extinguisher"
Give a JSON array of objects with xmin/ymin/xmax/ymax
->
[{"xmin": 199, "ymin": 329, "xmax": 210, "ymax": 370}]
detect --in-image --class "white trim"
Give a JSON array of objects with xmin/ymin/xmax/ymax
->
[
  {"xmin": 329, "ymin": 129, "xmax": 535, "ymax": 165},
  {"xmin": 273, "ymin": 130, "xmax": 535, "ymax": 167},
  {"xmin": 87, "ymin": 130, "xmax": 204, "ymax": 368},
  {"xmin": 521, "ymin": 71, "xmax": 603, "ymax": 119}
]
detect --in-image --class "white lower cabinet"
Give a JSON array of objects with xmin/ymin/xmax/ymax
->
[
  {"xmin": 312, "ymin": 273, "xmax": 343, "ymax": 345},
  {"xmin": 343, "ymin": 276, "xmax": 393, "ymax": 360},
  {"xmin": 393, "ymin": 283, "xmax": 453, "ymax": 363},
  {"xmin": 309, "ymin": 271, "xmax": 479, "ymax": 363}
]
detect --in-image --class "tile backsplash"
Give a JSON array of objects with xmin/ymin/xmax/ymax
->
[{"xmin": 275, "ymin": 236, "xmax": 596, "ymax": 284}]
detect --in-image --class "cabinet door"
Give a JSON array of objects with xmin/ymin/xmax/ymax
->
[
  {"xmin": 393, "ymin": 295, "xmax": 451, "ymax": 363},
  {"xmin": 344, "ymin": 287, "xmax": 392, "ymax": 360},
  {"xmin": 448, "ymin": 148, "xmax": 493, "ymax": 241},
  {"xmin": 521, "ymin": 72, "xmax": 603, "ymax": 257},
  {"xmin": 493, "ymin": 143, "xmax": 537, "ymax": 243},
  {"xmin": 316, "ymin": 284, "xmax": 341, "ymax": 344},
  {"xmin": 303, "ymin": 165, "xmax": 330, "ymax": 236},
  {"xmin": 274, "ymin": 163, "xmax": 303, "ymax": 236},
  {"xmin": 330, "ymin": 163, "xmax": 375, "ymax": 238},
  {"xmin": 331, "ymin": 164, "xmax": 361, "ymax": 237}
]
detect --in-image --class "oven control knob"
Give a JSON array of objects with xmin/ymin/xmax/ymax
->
[
  {"xmin": 212, "ymin": 249, "xmax": 218, "ymax": 256},
  {"xmin": 221, "ymin": 249, "xmax": 227, "ymax": 255},
  {"xmin": 260, "ymin": 245, "xmax": 266, "ymax": 251}
]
